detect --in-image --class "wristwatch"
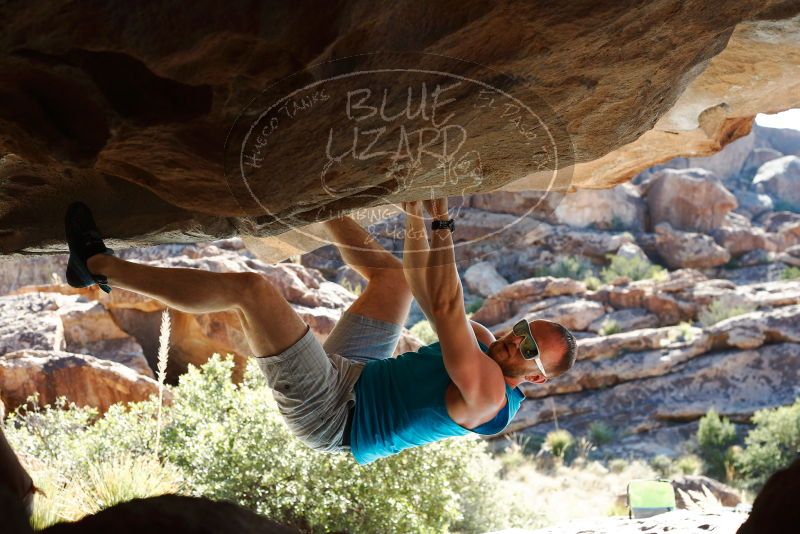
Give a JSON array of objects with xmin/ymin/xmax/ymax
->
[{"xmin": 431, "ymin": 218, "xmax": 455, "ymax": 232}]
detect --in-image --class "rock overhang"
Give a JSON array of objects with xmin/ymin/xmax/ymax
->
[{"xmin": 0, "ymin": 1, "xmax": 799, "ymax": 261}]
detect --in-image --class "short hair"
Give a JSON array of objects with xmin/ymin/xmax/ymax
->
[{"xmin": 538, "ymin": 321, "xmax": 576, "ymax": 376}]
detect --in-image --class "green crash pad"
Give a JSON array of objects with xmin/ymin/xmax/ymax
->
[{"xmin": 627, "ymin": 479, "xmax": 676, "ymax": 519}]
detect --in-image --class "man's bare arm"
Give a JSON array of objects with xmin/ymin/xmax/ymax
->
[
  {"xmin": 423, "ymin": 198, "xmax": 505, "ymax": 406},
  {"xmin": 401, "ymin": 201, "xmax": 437, "ymax": 326}
]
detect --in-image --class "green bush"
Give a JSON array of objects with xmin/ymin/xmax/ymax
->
[
  {"xmin": 698, "ymin": 296, "xmax": 757, "ymax": 327},
  {"xmin": 650, "ymin": 455, "xmax": 672, "ymax": 478},
  {"xmin": 588, "ymin": 422, "xmax": 615, "ymax": 447},
  {"xmin": 697, "ymin": 408, "xmax": 738, "ymax": 480},
  {"xmin": 410, "ymin": 319, "xmax": 438, "ymax": 344},
  {"xmin": 608, "ymin": 458, "xmax": 628, "ymax": 474},
  {"xmin": 6, "ymin": 356, "xmax": 532, "ymax": 533},
  {"xmin": 536, "ymin": 256, "xmax": 595, "ymax": 281},
  {"xmin": 674, "ymin": 454, "xmax": 702, "ymax": 476},
  {"xmin": 544, "ymin": 430, "xmax": 574, "ymax": 460},
  {"xmin": 600, "ymin": 254, "xmax": 666, "ymax": 284},
  {"xmin": 782, "ymin": 266, "xmax": 800, "ymax": 280},
  {"xmin": 738, "ymin": 399, "xmax": 800, "ymax": 491},
  {"xmin": 583, "ymin": 275, "xmax": 602, "ymax": 291},
  {"xmin": 671, "ymin": 321, "xmax": 697, "ymax": 343},
  {"xmin": 598, "ymin": 319, "xmax": 620, "ymax": 337}
]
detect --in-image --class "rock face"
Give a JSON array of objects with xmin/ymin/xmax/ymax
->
[
  {"xmin": 1, "ymin": 2, "xmax": 800, "ymax": 261},
  {"xmin": 553, "ymin": 184, "xmax": 645, "ymax": 232},
  {"xmin": 645, "ymin": 169, "xmax": 737, "ymax": 233},
  {"xmin": 463, "ymin": 262, "xmax": 509, "ymax": 298},
  {"xmin": 0, "ymin": 350, "xmax": 162, "ymax": 414},
  {"xmin": 654, "ymin": 223, "xmax": 731, "ymax": 269}
]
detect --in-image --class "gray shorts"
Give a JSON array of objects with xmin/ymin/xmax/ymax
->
[{"xmin": 256, "ymin": 310, "xmax": 403, "ymax": 453}]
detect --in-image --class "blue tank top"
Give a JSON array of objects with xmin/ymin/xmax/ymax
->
[{"xmin": 350, "ymin": 340, "xmax": 526, "ymax": 464}]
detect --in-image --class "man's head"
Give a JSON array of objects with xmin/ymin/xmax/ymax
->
[{"xmin": 486, "ymin": 320, "xmax": 576, "ymax": 383}]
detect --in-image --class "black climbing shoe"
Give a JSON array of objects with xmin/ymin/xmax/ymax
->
[{"xmin": 64, "ymin": 201, "xmax": 115, "ymax": 294}]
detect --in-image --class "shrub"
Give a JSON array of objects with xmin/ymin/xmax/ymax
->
[
  {"xmin": 510, "ymin": 432, "xmax": 543, "ymax": 457},
  {"xmin": 544, "ymin": 430, "xmax": 574, "ymax": 460},
  {"xmin": 410, "ymin": 319, "xmax": 438, "ymax": 344},
  {"xmin": 598, "ymin": 319, "xmax": 620, "ymax": 337},
  {"xmin": 600, "ymin": 254, "xmax": 666, "ymax": 284},
  {"xmin": 671, "ymin": 321, "xmax": 696, "ymax": 343},
  {"xmin": 698, "ymin": 295, "xmax": 757, "ymax": 327},
  {"xmin": 738, "ymin": 399, "xmax": 800, "ymax": 491},
  {"xmin": 608, "ymin": 458, "xmax": 628, "ymax": 474},
  {"xmin": 674, "ymin": 454, "xmax": 702, "ymax": 476},
  {"xmin": 536, "ymin": 256, "xmax": 595, "ymax": 281},
  {"xmin": 6, "ymin": 356, "xmax": 521, "ymax": 534},
  {"xmin": 650, "ymin": 455, "xmax": 672, "ymax": 478},
  {"xmin": 583, "ymin": 275, "xmax": 602, "ymax": 291},
  {"xmin": 782, "ymin": 266, "xmax": 800, "ymax": 280},
  {"xmin": 588, "ymin": 422, "xmax": 616, "ymax": 447},
  {"xmin": 697, "ymin": 408, "xmax": 738, "ymax": 480}
]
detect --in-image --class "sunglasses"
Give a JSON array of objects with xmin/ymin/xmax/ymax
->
[{"xmin": 512, "ymin": 319, "xmax": 548, "ymax": 379}]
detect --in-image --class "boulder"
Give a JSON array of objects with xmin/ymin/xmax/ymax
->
[
  {"xmin": 777, "ymin": 245, "xmax": 800, "ymax": 267},
  {"xmin": 472, "ymin": 277, "xmax": 587, "ymax": 326},
  {"xmin": 757, "ymin": 211, "xmax": 800, "ymax": 250},
  {"xmin": 463, "ymin": 262, "xmax": 509, "ymax": 298},
  {"xmin": 615, "ymin": 242, "xmax": 649, "ymax": 263},
  {"xmin": 543, "ymin": 227, "xmax": 635, "ymax": 261},
  {"xmin": 708, "ymin": 304, "xmax": 800, "ymax": 350},
  {"xmin": 0, "ymin": 350, "xmax": 163, "ymax": 414},
  {"xmin": 741, "ymin": 147, "xmax": 783, "ymax": 178},
  {"xmin": 56, "ymin": 298, "xmax": 152, "ymax": 376},
  {"xmin": 654, "ymin": 223, "xmax": 731, "ymax": 269},
  {"xmin": 732, "ymin": 188, "xmax": 774, "ymax": 219},
  {"xmin": 646, "ymin": 169, "xmax": 738, "ymax": 232},
  {"xmin": 553, "ymin": 183, "xmax": 645, "ymax": 232},
  {"xmin": 0, "ymin": 254, "xmax": 68, "ymax": 295},
  {"xmin": 491, "ymin": 299, "xmax": 606, "ymax": 334},
  {"xmin": 0, "ymin": 293, "xmax": 65, "ymax": 356},
  {"xmin": 576, "ymin": 327, "xmax": 684, "ymax": 361},
  {"xmin": 587, "ymin": 308, "xmax": 660, "ymax": 334},
  {"xmin": 753, "ymin": 155, "xmax": 800, "ymax": 210},
  {"xmin": 711, "ymin": 212, "xmax": 774, "ymax": 257}
]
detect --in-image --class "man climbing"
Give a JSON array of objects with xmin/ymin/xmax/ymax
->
[{"xmin": 64, "ymin": 199, "xmax": 576, "ymax": 464}]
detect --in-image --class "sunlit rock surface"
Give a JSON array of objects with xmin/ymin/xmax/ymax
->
[{"xmin": 1, "ymin": 1, "xmax": 799, "ymax": 261}]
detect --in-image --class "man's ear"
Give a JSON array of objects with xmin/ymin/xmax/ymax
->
[{"xmin": 526, "ymin": 374, "xmax": 546, "ymax": 384}]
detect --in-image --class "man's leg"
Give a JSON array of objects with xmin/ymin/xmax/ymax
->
[
  {"xmin": 86, "ymin": 255, "xmax": 307, "ymax": 357},
  {"xmin": 322, "ymin": 215, "xmax": 412, "ymax": 327}
]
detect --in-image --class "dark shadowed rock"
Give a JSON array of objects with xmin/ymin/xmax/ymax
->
[{"xmin": 37, "ymin": 494, "xmax": 299, "ymax": 534}]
